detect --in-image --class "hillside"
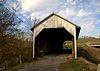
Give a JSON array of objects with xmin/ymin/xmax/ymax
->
[
  {"xmin": 77, "ymin": 37, "xmax": 100, "ymax": 63},
  {"xmin": 59, "ymin": 37, "xmax": 100, "ymax": 71},
  {"xmin": 77, "ymin": 37, "xmax": 100, "ymax": 47}
]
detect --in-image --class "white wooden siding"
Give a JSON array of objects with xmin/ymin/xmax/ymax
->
[{"xmin": 34, "ymin": 15, "xmax": 75, "ymax": 37}]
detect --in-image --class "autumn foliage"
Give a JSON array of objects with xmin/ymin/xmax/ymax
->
[{"xmin": 0, "ymin": 1, "xmax": 33, "ymax": 70}]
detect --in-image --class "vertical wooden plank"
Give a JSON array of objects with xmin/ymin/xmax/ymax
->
[
  {"xmin": 74, "ymin": 26, "xmax": 77, "ymax": 59},
  {"xmin": 72, "ymin": 36, "xmax": 75, "ymax": 58},
  {"xmin": 97, "ymin": 64, "xmax": 100, "ymax": 71},
  {"xmin": 33, "ymin": 29, "xmax": 35, "ymax": 58}
]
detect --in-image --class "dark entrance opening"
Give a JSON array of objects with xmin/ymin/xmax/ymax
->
[{"xmin": 35, "ymin": 27, "xmax": 73, "ymax": 57}]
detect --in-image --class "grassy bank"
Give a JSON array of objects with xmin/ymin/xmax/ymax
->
[
  {"xmin": 5, "ymin": 60, "xmax": 35, "ymax": 71},
  {"xmin": 58, "ymin": 58, "xmax": 90, "ymax": 71},
  {"xmin": 58, "ymin": 37, "xmax": 99, "ymax": 71}
]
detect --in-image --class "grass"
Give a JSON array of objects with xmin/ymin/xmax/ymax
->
[
  {"xmin": 6, "ymin": 37, "xmax": 100, "ymax": 71},
  {"xmin": 77, "ymin": 37, "xmax": 100, "ymax": 47},
  {"xmin": 58, "ymin": 62, "xmax": 72, "ymax": 71},
  {"xmin": 71, "ymin": 60, "xmax": 89, "ymax": 71},
  {"xmin": 59, "ymin": 37, "xmax": 100, "ymax": 71},
  {"xmin": 5, "ymin": 60, "xmax": 35, "ymax": 71},
  {"xmin": 64, "ymin": 37, "xmax": 100, "ymax": 49},
  {"xmin": 77, "ymin": 37, "xmax": 100, "ymax": 43},
  {"xmin": 58, "ymin": 58, "xmax": 89, "ymax": 71}
]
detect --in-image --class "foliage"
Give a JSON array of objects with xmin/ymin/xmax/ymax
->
[
  {"xmin": 0, "ymin": 0, "xmax": 33, "ymax": 70},
  {"xmin": 0, "ymin": 35, "xmax": 33, "ymax": 70},
  {"xmin": 71, "ymin": 60, "xmax": 89, "ymax": 71}
]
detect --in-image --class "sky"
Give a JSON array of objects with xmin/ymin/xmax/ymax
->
[{"xmin": 19, "ymin": 0, "xmax": 100, "ymax": 38}]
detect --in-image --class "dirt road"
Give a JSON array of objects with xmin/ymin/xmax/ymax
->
[{"xmin": 19, "ymin": 54, "xmax": 67, "ymax": 71}]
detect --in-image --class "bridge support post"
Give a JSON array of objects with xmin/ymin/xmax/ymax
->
[
  {"xmin": 72, "ymin": 27, "xmax": 77, "ymax": 59},
  {"xmin": 72, "ymin": 37, "xmax": 75, "ymax": 59},
  {"xmin": 33, "ymin": 30, "xmax": 35, "ymax": 59},
  {"xmin": 74, "ymin": 35, "xmax": 77, "ymax": 59},
  {"xmin": 74, "ymin": 27, "xmax": 77, "ymax": 59}
]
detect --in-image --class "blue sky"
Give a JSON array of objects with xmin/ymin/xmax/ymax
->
[{"xmin": 19, "ymin": 0, "xmax": 100, "ymax": 38}]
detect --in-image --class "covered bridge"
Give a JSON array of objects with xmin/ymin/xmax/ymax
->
[{"xmin": 31, "ymin": 13, "xmax": 81, "ymax": 59}]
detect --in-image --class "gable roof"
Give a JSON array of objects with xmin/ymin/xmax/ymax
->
[{"xmin": 31, "ymin": 13, "xmax": 81, "ymax": 31}]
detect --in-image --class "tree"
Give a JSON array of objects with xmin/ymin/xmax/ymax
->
[
  {"xmin": 0, "ymin": 2, "xmax": 21, "ymax": 35},
  {"xmin": 0, "ymin": 0, "xmax": 33, "ymax": 70},
  {"xmin": 0, "ymin": 0, "xmax": 22, "ymax": 69}
]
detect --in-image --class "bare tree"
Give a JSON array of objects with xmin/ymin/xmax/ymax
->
[
  {"xmin": 0, "ymin": 1, "xmax": 22, "ymax": 35},
  {"xmin": 0, "ymin": 0, "xmax": 22, "ymax": 69}
]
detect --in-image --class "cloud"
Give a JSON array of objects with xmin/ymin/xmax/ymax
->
[
  {"xmin": 20, "ymin": 0, "xmax": 100, "ymax": 37},
  {"xmin": 21, "ymin": 0, "xmax": 42, "ymax": 12},
  {"xmin": 21, "ymin": 0, "xmax": 88, "ymax": 17},
  {"xmin": 77, "ymin": 9, "xmax": 89, "ymax": 16},
  {"xmin": 20, "ymin": 0, "xmax": 65, "ymax": 20},
  {"xmin": 58, "ymin": 8, "xmax": 78, "ymax": 17},
  {"xmin": 96, "ymin": 19, "xmax": 100, "ymax": 24},
  {"xmin": 91, "ymin": 0, "xmax": 100, "ymax": 6},
  {"xmin": 90, "ymin": 0, "xmax": 100, "ymax": 14},
  {"xmin": 21, "ymin": 0, "xmax": 60, "ymax": 13},
  {"xmin": 71, "ymin": 16, "xmax": 96, "ymax": 36},
  {"xmin": 66, "ymin": 0, "xmax": 77, "ymax": 5},
  {"xmin": 80, "ymin": 19, "xmax": 94, "ymax": 34}
]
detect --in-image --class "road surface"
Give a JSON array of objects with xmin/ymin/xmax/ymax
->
[{"xmin": 19, "ymin": 54, "xmax": 67, "ymax": 71}]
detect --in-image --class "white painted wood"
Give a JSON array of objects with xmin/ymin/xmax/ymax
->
[
  {"xmin": 73, "ymin": 26, "xmax": 77, "ymax": 59},
  {"xmin": 34, "ymin": 15, "xmax": 75, "ymax": 37},
  {"xmin": 33, "ymin": 29, "xmax": 35, "ymax": 58},
  {"xmin": 72, "ymin": 36, "xmax": 75, "ymax": 58},
  {"xmin": 32, "ymin": 14, "xmax": 78, "ymax": 59}
]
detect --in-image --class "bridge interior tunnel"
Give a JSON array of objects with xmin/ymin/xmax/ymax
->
[{"xmin": 35, "ymin": 27, "xmax": 73, "ymax": 57}]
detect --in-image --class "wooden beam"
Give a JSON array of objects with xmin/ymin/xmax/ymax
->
[
  {"xmin": 33, "ymin": 30, "xmax": 35, "ymax": 58},
  {"xmin": 74, "ymin": 27, "xmax": 77, "ymax": 59},
  {"xmin": 74, "ymin": 35, "xmax": 77, "ymax": 59},
  {"xmin": 72, "ymin": 36, "xmax": 75, "ymax": 59},
  {"xmin": 72, "ymin": 27, "xmax": 77, "ymax": 59}
]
